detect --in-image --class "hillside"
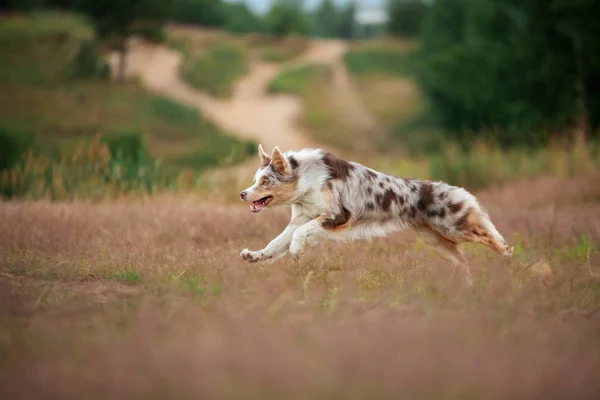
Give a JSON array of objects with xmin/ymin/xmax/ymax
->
[{"xmin": 0, "ymin": 12, "xmax": 255, "ymax": 179}]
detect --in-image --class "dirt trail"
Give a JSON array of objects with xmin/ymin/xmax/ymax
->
[
  {"xmin": 291, "ymin": 40, "xmax": 381, "ymax": 149},
  {"xmin": 110, "ymin": 36, "xmax": 379, "ymax": 151},
  {"xmin": 109, "ymin": 38, "xmax": 316, "ymax": 151},
  {"xmin": 108, "ymin": 35, "xmax": 380, "ymax": 186}
]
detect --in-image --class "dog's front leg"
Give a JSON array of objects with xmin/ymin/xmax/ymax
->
[
  {"xmin": 240, "ymin": 215, "xmax": 311, "ymax": 263},
  {"xmin": 289, "ymin": 217, "xmax": 329, "ymax": 260}
]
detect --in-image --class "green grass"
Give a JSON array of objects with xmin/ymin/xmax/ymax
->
[
  {"xmin": 343, "ymin": 39, "xmax": 437, "ymax": 153},
  {"xmin": 0, "ymin": 11, "xmax": 255, "ymax": 195},
  {"xmin": 256, "ymin": 36, "xmax": 308, "ymax": 63},
  {"xmin": 0, "ymin": 11, "xmax": 93, "ymax": 85},
  {"xmin": 267, "ymin": 64, "xmax": 359, "ymax": 148},
  {"xmin": 183, "ymin": 42, "xmax": 248, "ymax": 97},
  {"xmin": 114, "ymin": 266, "xmax": 142, "ymax": 284},
  {"xmin": 343, "ymin": 41, "xmax": 420, "ymax": 78},
  {"xmin": 268, "ymin": 64, "xmax": 332, "ymax": 94},
  {"xmin": 375, "ymin": 136, "xmax": 600, "ymax": 192}
]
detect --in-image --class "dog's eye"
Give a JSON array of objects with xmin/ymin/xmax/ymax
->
[{"xmin": 262, "ymin": 181, "xmax": 269, "ymax": 187}]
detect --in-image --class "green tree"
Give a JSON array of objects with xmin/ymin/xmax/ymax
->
[
  {"xmin": 169, "ymin": 0, "xmax": 226, "ymax": 27},
  {"xmin": 386, "ymin": 0, "xmax": 428, "ymax": 38},
  {"xmin": 337, "ymin": 0, "xmax": 356, "ymax": 39},
  {"xmin": 76, "ymin": 0, "xmax": 174, "ymax": 82},
  {"xmin": 418, "ymin": 0, "xmax": 600, "ymax": 147},
  {"xmin": 223, "ymin": 1, "xmax": 265, "ymax": 34},
  {"xmin": 313, "ymin": 0, "xmax": 338, "ymax": 38},
  {"xmin": 265, "ymin": 0, "xmax": 309, "ymax": 37}
]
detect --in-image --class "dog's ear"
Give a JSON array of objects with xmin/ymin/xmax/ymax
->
[
  {"xmin": 270, "ymin": 146, "xmax": 290, "ymax": 175},
  {"xmin": 258, "ymin": 144, "xmax": 270, "ymax": 167}
]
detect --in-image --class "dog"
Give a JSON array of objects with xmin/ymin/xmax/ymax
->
[{"xmin": 239, "ymin": 144, "xmax": 513, "ymax": 285}]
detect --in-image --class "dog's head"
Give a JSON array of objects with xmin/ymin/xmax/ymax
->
[{"xmin": 240, "ymin": 144, "xmax": 297, "ymax": 213}]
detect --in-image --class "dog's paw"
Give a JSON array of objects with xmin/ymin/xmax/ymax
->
[
  {"xmin": 289, "ymin": 241, "xmax": 304, "ymax": 261},
  {"xmin": 502, "ymin": 245, "xmax": 514, "ymax": 258},
  {"xmin": 289, "ymin": 251, "xmax": 302, "ymax": 262},
  {"xmin": 240, "ymin": 249, "xmax": 262, "ymax": 263}
]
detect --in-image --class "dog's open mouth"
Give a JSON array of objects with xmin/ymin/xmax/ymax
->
[{"xmin": 250, "ymin": 196, "xmax": 273, "ymax": 213}]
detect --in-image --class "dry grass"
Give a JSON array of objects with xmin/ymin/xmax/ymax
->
[
  {"xmin": 167, "ymin": 26, "xmax": 249, "ymax": 98},
  {"xmin": 1, "ymin": 176, "xmax": 600, "ymax": 399},
  {"xmin": 352, "ymin": 74, "xmax": 426, "ymax": 128},
  {"xmin": 343, "ymin": 38, "xmax": 434, "ymax": 150}
]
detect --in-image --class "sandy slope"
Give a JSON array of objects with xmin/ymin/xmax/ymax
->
[
  {"xmin": 107, "ymin": 35, "xmax": 382, "ymax": 187},
  {"xmin": 108, "ymin": 37, "xmax": 379, "ymax": 152},
  {"xmin": 109, "ymin": 38, "xmax": 314, "ymax": 151}
]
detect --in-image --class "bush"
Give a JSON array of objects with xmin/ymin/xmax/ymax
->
[
  {"xmin": 427, "ymin": 139, "xmax": 600, "ymax": 191},
  {"xmin": 170, "ymin": 0, "xmax": 225, "ymax": 27},
  {"xmin": 387, "ymin": 0, "xmax": 428, "ymax": 38},
  {"xmin": 183, "ymin": 42, "xmax": 248, "ymax": 97},
  {"xmin": 265, "ymin": 0, "xmax": 309, "ymax": 37},
  {"xmin": 171, "ymin": 134, "xmax": 256, "ymax": 170},
  {"xmin": 101, "ymin": 130, "xmax": 150, "ymax": 168},
  {"xmin": 418, "ymin": 0, "xmax": 600, "ymax": 147},
  {"xmin": 133, "ymin": 24, "xmax": 167, "ymax": 43},
  {"xmin": 344, "ymin": 44, "xmax": 419, "ymax": 78},
  {"xmin": 150, "ymin": 96, "xmax": 200, "ymax": 125},
  {"xmin": 223, "ymin": 1, "xmax": 265, "ymax": 34},
  {"xmin": 70, "ymin": 39, "xmax": 111, "ymax": 80},
  {"xmin": 268, "ymin": 64, "xmax": 332, "ymax": 94},
  {"xmin": 1, "ymin": 133, "xmax": 175, "ymax": 200},
  {"xmin": 0, "ymin": 128, "xmax": 34, "ymax": 172}
]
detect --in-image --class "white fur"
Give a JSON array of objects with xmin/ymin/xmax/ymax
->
[{"xmin": 240, "ymin": 146, "xmax": 513, "ymax": 285}]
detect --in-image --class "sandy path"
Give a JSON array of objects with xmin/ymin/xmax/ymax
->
[
  {"xmin": 110, "ymin": 37, "xmax": 379, "ymax": 152},
  {"xmin": 109, "ymin": 38, "xmax": 318, "ymax": 151},
  {"xmin": 289, "ymin": 39, "xmax": 381, "ymax": 148},
  {"xmin": 108, "ymin": 36, "xmax": 381, "ymax": 186}
]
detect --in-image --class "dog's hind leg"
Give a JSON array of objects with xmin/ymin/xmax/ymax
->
[
  {"xmin": 451, "ymin": 209, "xmax": 514, "ymax": 258},
  {"xmin": 415, "ymin": 226, "xmax": 473, "ymax": 286}
]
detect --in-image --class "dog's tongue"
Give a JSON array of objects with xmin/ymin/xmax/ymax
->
[{"xmin": 250, "ymin": 201, "xmax": 264, "ymax": 213}]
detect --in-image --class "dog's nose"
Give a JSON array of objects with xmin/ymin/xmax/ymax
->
[{"xmin": 240, "ymin": 191, "xmax": 247, "ymax": 200}]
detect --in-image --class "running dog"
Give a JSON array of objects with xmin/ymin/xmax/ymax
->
[{"xmin": 239, "ymin": 145, "xmax": 513, "ymax": 285}]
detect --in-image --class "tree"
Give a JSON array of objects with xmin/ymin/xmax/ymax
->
[
  {"xmin": 387, "ymin": 0, "xmax": 428, "ymax": 38},
  {"xmin": 75, "ymin": 0, "xmax": 173, "ymax": 82},
  {"xmin": 337, "ymin": 1, "xmax": 356, "ymax": 39},
  {"xmin": 169, "ymin": 0, "xmax": 225, "ymax": 27},
  {"xmin": 223, "ymin": 1, "xmax": 265, "ymax": 34},
  {"xmin": 313, "ymin": 0, "xmax": 338, "ymax": 38},
  {"xmin": 418, "ymin": 0, "xmax": 600, "ymax": 147},
  {"xmin": 265, "ymin": 0, "xmax": 309, "ymax": 37}
]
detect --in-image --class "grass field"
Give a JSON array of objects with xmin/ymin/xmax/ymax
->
[
  {"xmin": 2, "ymin": 11, "xmax": 600, "ymax": 399},
  {"xmin": 182, "ymin": 41, "xmax": 248, "ymax": 97},
  {"xmin": 343, "ymin": 38, "xmax": 437, "ymax": 150},
  {"xmin": 268, "ymin": 63, "xmax": 374, "ymax": 151},
  {"xmin": 167, "ymin": 27, "xmax": 249, "ymax": 98},
  {"xmin": 0, "ymin": 13, "xmax": 255, "ymax": 181},
  {"xmin": 249, "ymin": 34, "xmax": 309, "ymax": 63},
  {"xmin": 1, "ymin": 174, "xmax": 600, "ymax": 398}
]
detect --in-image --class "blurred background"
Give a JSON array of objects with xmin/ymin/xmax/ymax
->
[
  {"xmin": 1, "ymin": 0, "xmax": 598, "ymax": 201},
  {"xmin": 2, "ymin": 2, "xmax": 600, "ymax": 398}
]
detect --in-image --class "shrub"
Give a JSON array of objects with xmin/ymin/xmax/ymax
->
[
  {"xmin": 268, "ymin": 64, "xmax": 332, "ymax": 94},
  {"xmin": 101, "ymin": 130, "xmax": 150, "ymax": 168},
  {"xmin": 1, "ymin": 133, "xmax": 174, "ymax": 200},
  {"xmin": 418, "ymin": 0, "xmax": 600, "ymax": 146},
  {"xmin": 183, "ymin": 42, "xmax": 248, "ymax": 97},
  {"xmin": 150, "ymin": 96, "xmax": 200, "ymax": 125},
  {"xmin": 343, "ymin": 44, "xmax": 419, "ymax": 78},
  {"xmin": 70, "ymin": 39, "xmax": 111, "ymax": 80},
  {"xmin": 0, "ymin": 128, "xmax": 34, "ymax": 173}
]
